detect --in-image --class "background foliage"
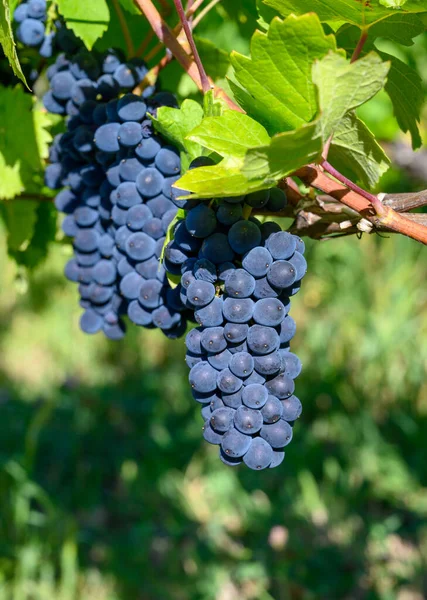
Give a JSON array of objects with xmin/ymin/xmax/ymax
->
[{"xmin": 0, "ymin": 0, "xmax": 426, "ymax": 598}]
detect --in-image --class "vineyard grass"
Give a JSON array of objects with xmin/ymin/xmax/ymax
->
[{"xmin": 0, "ymin": 226, "xmax": 425, "ymax": 599}]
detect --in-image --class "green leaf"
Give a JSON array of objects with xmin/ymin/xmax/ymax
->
[
  {"xmin": 3, "ymin": 200, "xmax": 38, "ymax": 252},
  {"xmin": 174, "ymin": 157, "xmax": 269, "ymax": 198},
  {"xmin": 0, "ymin": 88, "xmax": 51, "ymax": 199},
  {"xmin": 0, "ymin": 0, "xmax": 28, "ymax": 86},
  {"xmin": 0, "ymin": 155, "xmax": 22, "ymax": 199},
  {"xmin": 312, "ymin": 51, "xmax": 390, "ymax": 141},
  {"xmin": 187, "ymin": 111, "xmax": 270, "ymax": 158},
  {"xmin": 151, "ymin": 100, "xmax": 204, "ymax": 163},
  {"xmin": 56, "ymin": 0, "xmax": 110, "ymax": 49},
  {"xmin": 242, "ymin": 121, "xmax": 322, "ymax": 181},
  {"xmin": 230, "ymin": 13, "xmax": 339, "ymax": 134},
  {"xmin": 256, "ymin": 0, "xmax": 280, "ymax": 29},
  {"xmin": 33, "ymin": 105, "xmax": 54, "ymax": 161},
  {"xmin": 380, "ymin": 52, "xmax": 423, "ymax": 149},
  {"xmin": 203, "ymin": 89, "xmax": 227, "ymax": 118},
  {"xmin": 336, "ymin": 14, "xmax": 425, "ymax": 54},
  {"xmin": 329, "ymin": 113, "xmax": 390, "ymax": 188},
  {"xmin": 264, "ymin": 0, "xmax": 427, "ymax": 28},
  {"xmin": 161, "ymin": 209, "xmax": 186, "ymax": 288},
  {"xmin": 8, "ymin": 202, "xmax": 57, "ymax": 269},
  {"xmin": 176, "ymin": 121, "xmax": 321, "ymax": 198},
  {"xmin": 368, "ymin": 13, "xmax": 424, "ymax": 45}
]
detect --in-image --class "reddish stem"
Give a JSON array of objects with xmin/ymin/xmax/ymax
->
[
  {"xmin": 296, "ymin": 165, "xmax": 427, "ymax": 245},
  {"xmin": 351, "ymin": 29, "xmax": 368, "ymax": 63},
  {"xmin": 134, "ymin": 0, "xmax": 204, "ymax": 88},
  {"xmin": 172, "ymin": 0, "xmax": 210, "ymax": 93},
  {"xmin": 321, "ymin": 159, "xmax": 384, "ymax": 214},
  {"xmin": 134, "ymin": 0, "xmax": 242, "ymax": 110}
]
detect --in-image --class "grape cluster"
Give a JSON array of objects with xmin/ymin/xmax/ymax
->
[
  {"xmin": 14, "ymin": 0, "xmax": 82, "ymax": 59},
  {"xmin": 41, "ymin": 41, "xmax": 306, "ymax": 468},
  {"xmin": 94, "ymin": 92, "xmax": 192, "ymax": 338},
  {"xmin": 165, "ymin": 188, "xmax": 305, "ymax": 469},
  {"xmin": 43, "ymin": 48, "xmax": 153, "ymax": 116},
  {"xmin": 45, "ymin": 48, "xmax": 189, "ymax": 339}
]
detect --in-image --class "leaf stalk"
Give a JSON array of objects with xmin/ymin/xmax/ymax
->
[{"xmin": 172, "ymin": 0, "xmax": 210, "ymax": 93}]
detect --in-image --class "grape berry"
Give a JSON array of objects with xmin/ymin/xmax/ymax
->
[{"xmin": 14, "ymin": 0, "xmax": 81, "ymax": 58}]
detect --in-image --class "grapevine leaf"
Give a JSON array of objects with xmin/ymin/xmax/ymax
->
[
  {"xmin": 230, "ymin": 13, "xmax": 340, "ymax": 134},
  {"xmin": 336, "ymin": 13, "xmax": 425, "ymax": 55},
  {"xmin": 242, "ymin": 121, "xmax": 322, "ymax": 181},
  {"xmin": 368, "ymin": 13, "xmax": 425, "ymax": 45},
  {"xmin": 0, "ymin": 155, "xmax": 22, "ymax": 199},
  {"xmin": 175, "ymin": 156, "xmax": 271, "ymax": 198},
  {"xmin": 203, "ymin": 89, "xmax": 228, "ymax": 118},
  {"xmin": 176, "ymin": 122, "xmax": 322, "ymax": 198},
  {"xmin": 151, "ymin": 100, "xmax": 204, "ymax": 162},
  {"xmin": 380, "ymin": 52, "xmax": 423, "ymax": 149},
  {"xmin": 8, "ymin": 202, "xmax": 57, "ymax": 269},
  {"xmin": 0, "ymin": 88, "xmax": 51, "ymax": 199},
  {"xmin": 312, "ymin": 51, "xmax": 390, "ymax": 142},
  {"xmin": 187, "ymin": 111, "xmax": 271, "ymax": 158},
  {"xmin": 56, "ymin": 0, "xmax": 110, "ymax": 49},
  {"xmin": 264, "ymin": 0, "xmax": 427, "ymax": 28},
  {"xmin": 3, "ymin": 200, "xmax": 38, "ymax": 252},
  {"xmin": 33, "ymin": 105, "xmax": 54, "ymax": 161},
  {"xmin": 256, "ymin": 0, "xmax": 280, "ymax": 29},
  {"xmin": 0, "ymin": 0, "xmax": 28, "ymax": 86},
  {"xmin": 329, "ymin": 113, "xmax": 390, "ymax": 189},
  {"xmin": 161, "ymin": 209, "xmax": 185, "ymax": 288},
  {"xmin": 160, "ymin": 210, "xmax": 185, "ymax": 261}
]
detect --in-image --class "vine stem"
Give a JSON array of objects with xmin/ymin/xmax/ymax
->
[
  {"xmin": 186, "ymin": 0, "xmax": 206, "ymax": 18},
  {"xmin": 133, "ymin": 0, "xmax": 218, "ymax": 93},
  {"xmin": 134, "ymin": 0, "xmax": 204, "ymax": 87},
  {"xmin": 141, "ymin": 0, "xmax": 213, "ymax": 61},
  {"xmin": 321, "ymin": 159, "xmax": 384, "ymax": 214},
  {"xmin": 135, "ymin": 0, "xmax": 179, "ymax": 58},
  {"xmin": 351, "ymin": 29, "xmax": 368, "ymax": 63},
  {"xmin": 295, "ymin": 165, "xmax": 427, "ymax": 245},
  {"xmin": 172, "ymin": 0, "xmax": 210, "ymax": 93},
  {"xmin": 133, "ymin": 0, "xmax": 242, "ymax": 110},
  {"xmin": 111, "ymin": 0, "xmax": 135, "ymax": 57},
  {"xmin": 186, "ymin": 0, "xmax": 195, "ymax": 20},
  {"xmin": 382, "ymin": 190, "xmax": 427, "ymax": 212}
]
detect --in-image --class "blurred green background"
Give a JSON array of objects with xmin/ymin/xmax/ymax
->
[
  {"xmin": 1, "ymin": 2, "xmax": 427, "ymax": 599},
  {"xmin": 0, "ymin": 217, "xmax": 426, "ymax": 600}
]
